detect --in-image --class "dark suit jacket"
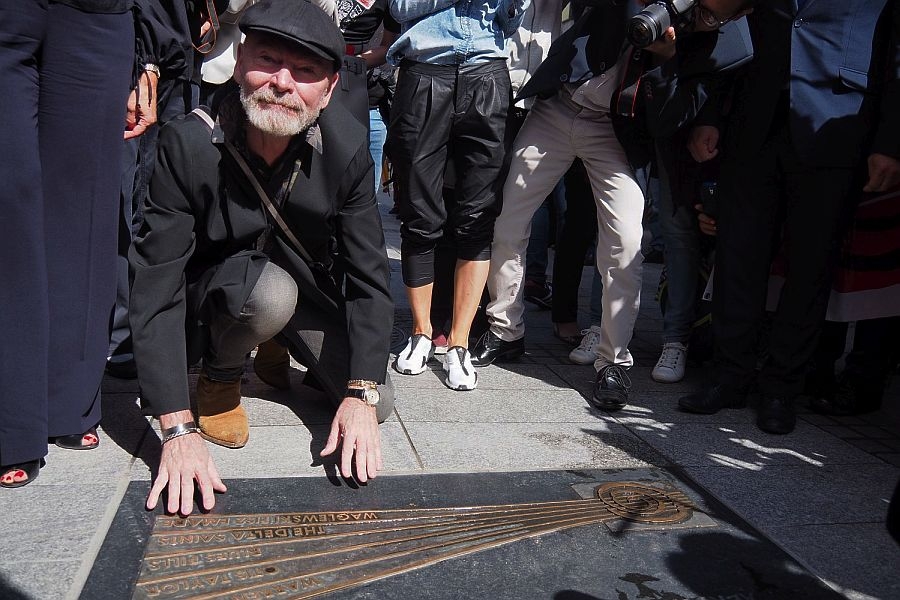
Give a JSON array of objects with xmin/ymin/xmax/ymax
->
[
  {"xmin": 129, "ymin": 99, "xmax": 393, "ymax": 416},
  {"xmin": 722, "ymin": 0, "xmax": 900, "ymax": 168},
  {"xmin": 518, "ymin": 1, "xmax": 753, "ymax": 166}
]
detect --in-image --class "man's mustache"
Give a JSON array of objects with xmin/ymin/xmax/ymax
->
[{"xmin": 250, "ymin": 88, "xmax": 304, "ymax": 111}]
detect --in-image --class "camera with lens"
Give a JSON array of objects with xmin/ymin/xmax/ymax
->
[{"xmin": 626, "ymin": 0, "xmax": 696, "ymax": 48}]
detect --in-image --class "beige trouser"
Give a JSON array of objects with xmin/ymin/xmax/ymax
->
[{"xmin": 486, "ymin": 92, "xmax": 645, "ymax": 368}]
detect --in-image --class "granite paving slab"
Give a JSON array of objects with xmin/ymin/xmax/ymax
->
[
  {"xmin": 0, "ymin": 483, "xmax": 124, "ymax": 563},
  {"xmin": 0, "ymin": 560, "xmax": 83, "ymax": 600},
  {"xmin": 394, "ymin": 389, "xmax": 607, "ymax": 423},
  {"xmin": 684, "ymin": 463, "xmax": 900, "ymax": 527},
  {"xmin": 766, "ymin": 523, "xmax": 900, "ymax": 600},
  {"xmin": 627, "ymin": 421, "xmax": 885, "ymax": 468},
  {"xmin": 399, "ymin": 422, "xmax": 669, "ymax": 471}
]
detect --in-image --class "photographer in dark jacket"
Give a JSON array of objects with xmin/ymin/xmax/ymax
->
[
  {"xmin": 474, "ymin": 0, "xmax": 754, "ymax": 411},
  {"xmin": 130, "ymin": 0, "xmax": 394, "ymax": 514}
]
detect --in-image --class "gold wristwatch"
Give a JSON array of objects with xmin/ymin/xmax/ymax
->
[{"xmin": 346, "ymin": 380, "xmax": 379, "ymax": 406}]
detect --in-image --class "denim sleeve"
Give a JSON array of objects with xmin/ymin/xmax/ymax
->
[
  {"xmin": 390, "ymin": 0, "xmax": 460, "ymax": 23},
  {"xmin": 495, "ymin": 0, "xmax": 530, "ymax": 37}
]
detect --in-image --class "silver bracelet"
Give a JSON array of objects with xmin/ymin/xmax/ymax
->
[{"xmin": 161, "ymin": 421, "xmax": 199, "ymax": 444}]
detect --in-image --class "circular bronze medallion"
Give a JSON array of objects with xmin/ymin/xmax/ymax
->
[{"xmin": 595, "ymin": 482, "xmax": 694, "ymax": 524}]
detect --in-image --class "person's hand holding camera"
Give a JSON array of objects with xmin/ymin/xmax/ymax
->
[{"xmin": 644, "ymin": 26, "xmax": 678, "ymax": 60}]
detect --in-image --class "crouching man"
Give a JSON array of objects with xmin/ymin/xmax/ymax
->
[{"xmin": 129, "ymin": 0, "xmax": 394, "ymax": 515}]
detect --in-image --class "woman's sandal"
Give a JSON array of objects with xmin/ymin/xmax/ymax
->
[
  {"xmin": 54, "ymin": 427, "xmax": 100, "ymax": 450},
  {"xmin": 0, "ymin": 459, "xmax": 43, "ymax": 489},
  {"xmin": 553, "ymin": 324, "xmax": 583, "ymax": 346}
]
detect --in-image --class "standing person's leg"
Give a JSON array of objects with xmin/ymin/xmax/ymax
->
[
  {"xmin": 0, "ymin": 1, "xmax": 49, "ymax": 485},
  {"xmin": 552, "ymin": 161, "xmax": 600, "ymax": 357},
  {"xmin": 651, "ymin": 145, "xmax": 701, "ymax": 383},
  {"xmin": 823, "ymin": 316, "xmax": 900, "ymax": 416},
  {"xmin": 679, "ymin": 131, "xmax": 782, "ymax": 415},
  {"xmin": 756, "ymin": 160, "xmax": 857, "ymax": 433},
  {"xmin": 474, "ymin": 94, "xmax": 578, "ymax": 365},
  {"xmin": 387, "ymin": 63, "xmax": 454, "ymax": 375},
  {"xmin": 42, "ymin": 6, "xmax": 133, "ymax": 445},
  {"xmin": 107, "ymin": 138, "xmax": 140, "ymax": 378},
  {"xmin": 446, "ymin": 62, "xmax": 511, "ymax": 349},
  {"xmin": 523, "ymin": 198, "xmax": 553, "ymax": 307},
  {"xmin": 578, "ymin": 112, "xmax": 645, "ymax": 411},
  {"xmin": 440, "ymin": 61, "xmax": 511, "ymax": 389}
]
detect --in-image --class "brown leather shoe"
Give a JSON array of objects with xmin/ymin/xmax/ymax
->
[
  {"xmin": 195, "ymin": 374, "xmax": 249, "ymax": 448},
  {"xmin": 253, "ymin": 339, "xmax": 291, "ymax": 390}
]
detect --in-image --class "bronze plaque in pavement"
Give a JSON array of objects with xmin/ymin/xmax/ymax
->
[{"xmin": 133, "ymin": 482, "xmax": 696, "ymax": 600}]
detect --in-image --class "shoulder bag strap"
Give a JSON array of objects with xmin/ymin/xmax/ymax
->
[{"xmin": 221, "ymin": 142, "xmax": 319, "ymax": 266}]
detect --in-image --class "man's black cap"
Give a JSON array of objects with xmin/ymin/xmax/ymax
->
[{"xmin": 239, "ymin": 0, "xmax": 345, "ymax": 72}]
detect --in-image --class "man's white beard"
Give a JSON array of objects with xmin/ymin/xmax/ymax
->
[{"xmin": 240, "ymin": 86, "xmax": 322, "ymax": 137}]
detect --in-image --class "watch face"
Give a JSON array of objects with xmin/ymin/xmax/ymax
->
[{"xmin": 364, "ymin": 388, "xmax": 380, "ymax": 406}]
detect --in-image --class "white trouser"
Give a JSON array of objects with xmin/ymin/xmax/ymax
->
[{"xmin": 486, "ymin": 93, "xmax": 645, "ymax": 368}]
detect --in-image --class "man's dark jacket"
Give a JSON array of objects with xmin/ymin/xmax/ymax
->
[
  {"xmin": 718, "ymin": 0, "xmax": 900, "ymax": 168},
  {"xmin": 518, "ymin": 1, "xmax": 753, "ymax": 166},
  {"xmin": 129, "ymin": 100, "xmax": 393, "ymax": 416}
]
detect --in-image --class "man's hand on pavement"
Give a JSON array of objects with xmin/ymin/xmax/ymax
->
[
  {"xmin": 147, "ymin": 410, "xmax": 226, "ymax": 515},
  {"xmin": 321, "ymin": 398, "xmax": 383, "ymax": 483}
]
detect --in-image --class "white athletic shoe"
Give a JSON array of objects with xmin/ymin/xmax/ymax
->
[
  {"xmin": 651, "ymin": 342, "xmax": 688, "ymax": 383},
  {"xmin": 393, "ymin": 334, "xmax": 434, "ymax": 375},
  {"xmin": 569, "ymin": 326, "xmax": 603, "ymax": 365},
  {"xmin": 443, "ymin": 346, "xmax": 478, "ymax": 391}
]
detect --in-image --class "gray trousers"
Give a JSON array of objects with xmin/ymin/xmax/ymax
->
[{"xmin": 204, "ymin": 261, "xmax": 394, "ymax": 422}]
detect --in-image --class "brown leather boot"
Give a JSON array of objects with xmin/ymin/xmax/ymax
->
[
  {"xmin": 253, "ymin": 339, "xmax": 291, "ymax": 390},
  {"xmin": 195, "ymin": 374, "xmax": 249, "ymax": 448}
]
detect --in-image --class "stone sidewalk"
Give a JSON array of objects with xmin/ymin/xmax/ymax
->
[{"xmin": 1, "ymin": 194, "xmax": 899, "ymax": 599}]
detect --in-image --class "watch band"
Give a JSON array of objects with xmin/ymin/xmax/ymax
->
[
  {"xmin": 347, "ymin": 379, "xmax": 377, "ymax": 389},
  {"xmin": 345, "ymin": 386, "xmax": 380, "ymax": 406}
]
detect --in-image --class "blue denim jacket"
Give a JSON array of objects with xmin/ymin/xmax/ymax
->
[{"xmin": 387, "ymin": 0, "xmax": 530, "ymax": 65}]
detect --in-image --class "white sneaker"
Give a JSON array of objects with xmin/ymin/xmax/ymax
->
[
  {"xmin": 569, "ymin": 326, "xmax": 603, "ymax": 365},
  {"xmin": 651, "ymin": 342, "xmax": 688, "ymax": 383},
  {"xmin": 443, "ymin": 346, "xmax": 478, "ymax": 391},
  {"xmin": 393, "ymin": 334, "xmax": 434, "ymax": 375}
]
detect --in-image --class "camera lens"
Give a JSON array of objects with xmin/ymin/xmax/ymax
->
[
  {"xmin": 626, "ymin": 3, "xmax": 672, "ymax": 48},
  {"xmin": 626, "ymin": 15, "xmax": 659, "ymax": 48}
]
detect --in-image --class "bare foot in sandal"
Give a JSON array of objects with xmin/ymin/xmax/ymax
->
[
  {"xmin": 0, "ymin": 459, "xmax": 43, "ymax": 488},
  {"xmin": 54, "ymin": 427, "xmax": 100, "ymax": 450}
]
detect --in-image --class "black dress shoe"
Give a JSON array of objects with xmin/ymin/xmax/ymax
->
[
  {"xmin": 590, "ymin": 365, "xmax": 630, "ymax": 411},
  {"xmin": 470, "ymin": 330, "xmax": 525, "ymax": 367},
  {"xmin": 809, "ymin": 371, "xmax": 883, "ymax": 416},
  {"xmin": 757, "ymin": 395, "xmax": 796, "ymax": 434},
  {"xmin": 678, "ymin": 385, "xmax": 747, "ymax": 415}
]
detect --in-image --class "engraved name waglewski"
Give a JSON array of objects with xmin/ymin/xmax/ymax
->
[{"xmin": 133, "ymin": 482, "xmax": 696, "ymax": 599}]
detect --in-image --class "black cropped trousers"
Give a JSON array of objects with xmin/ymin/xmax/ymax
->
[{"xmin": 387, "ymin": 59, "xmax": 512, "ymax": 287}]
